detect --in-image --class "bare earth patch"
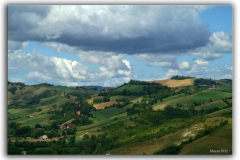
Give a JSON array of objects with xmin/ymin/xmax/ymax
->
[
  {"xmin": 152, "ymin": 79, "xmax": 193, "ymax": 87},
  {"xmin": 93, "ymin": 101, "xmax": 117, "ymax": 109}
]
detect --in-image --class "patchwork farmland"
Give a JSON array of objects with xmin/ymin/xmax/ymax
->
[{"xmin": 8, "ymin": 78, "xmax": 232, "ymax": 155}]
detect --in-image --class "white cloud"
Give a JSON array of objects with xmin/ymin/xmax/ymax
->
[
  {"xmin": 165, "ymin": 69, "xmax": 180, "ymax": 78},
  {"xmin": 122, "ymin": 59, "xmax": 132, "ymax": 70},
  {"xmin": 220, "ymin": 65, "xmax": 232, "ymax": 71},
  {"xmin": 191, "ymin": 31, "xmax": 232, "ymax": 60},
  {"xmin": 187, "ymin": 59, "xmax": 209, "ymax": 74},
  {"xmin": 191, "ymin": 52, "xmax": 223, "ymax": 60},
  {"xmin": 8, "ymin": 49, "xmax": 92, "ymax": 85},
  {"xmin": 149, "ymin": 62, "xmax": 174, "ymax": 68},
  {"xmin": 186, "ymin": 59, "xmax": 232, "ymax": 79},
  {"xmin": 8, "ymin": 49, "xmax": 134, "ymax": 86},
  {"xmin": 210, "ymin": 32, "xmax": 232, "ymax": 52},
  {"xmin": 134, "ymin": 53, "xmax": 177, "ymax": 68},
  {"xmin": 77, "ymin": 50, "xmax": 132, "ymax": 80},
  {"xmin": 178, "ymin": 60, "xmax": 190, "ymax": 70},
  {"xmin": 194, "ymin": 59, "xmax": 209, "ymax": 66}
]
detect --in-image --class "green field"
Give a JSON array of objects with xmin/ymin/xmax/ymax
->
[
  {"xmin": 45, "ymin": 86, "xmax": 76, "ymax": 92},
  {"xmin": 77, "ymin": 113, "xmax": 138, "ymax": 134},
  {"xmin": 110, "ymin": 95, "xmax": 139, "ymax": 101},
  {"xmin": 206, "ymin": 107, "xmax": 232, "ymax": 117},
  {"xmin": 169, "ymin": 90, "xmax": 231, "ymax": 107},
  {"xmin": 8, "ymin": 108, "xmax": 38, "ymax": 117},
  {"xmin": 91, "ymin": 103, "xmax": 132, "ymax": 119},
  {"xmin": 18, "ymin": 114, "xmax": 52, "ymax": 126},
  {"xmin": 216, "ymin": 85, "xmax": 232, "ymax": 91},
  {"xmin": 195, "ymin": 101, "xmax": 226, "ymax": 110},
  {"xmin": 39, "ymin": 96, "xmax": 62, "ymax": 106},
  {"xmin": 162, "ymin": 94, "xmax": 183, "ymax": 101}
]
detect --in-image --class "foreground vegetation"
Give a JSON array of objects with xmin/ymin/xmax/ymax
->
[{"xmin": 7, "ymin": 77, "xmax": 232, "ymax": 155}]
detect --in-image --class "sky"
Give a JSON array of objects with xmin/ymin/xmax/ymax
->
[{"xmin": 7, "ymin": 5, "xmax": 233, "ymax": 87}]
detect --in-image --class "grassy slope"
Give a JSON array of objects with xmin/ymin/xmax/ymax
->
[
  {"xmin": 195, "ymin": 100, "xmax": 226, "ymax": 110},
  {"xmin": 91, "ymin": 103, "xmax": 132, "ymax": 119},
  {"xmin": 7, "ymin": 85, "xmax": 94, "ymax": 127},
  {"xmin": 153, "ymin": 90, "xmax": 231, "ymax": 110},
  {"xmin": 110, "ymin": 116, "xmax": 231, "ymax": 155},
  {"xmin": 216, "ymin": 85, "xmax": 232, "ymax": 91},
  {"xmin": 168, "ymin": 90, "xmax": 231, "ymax": 106},
  {"xmin": 179, "ymin": 123, "xmax": 232, "ymax": 155},
  {"xmin": 75, "ymin": 113, "xmax": 138, "ymax": 141},
  {"xmin": 8, "ymin": 107, "xmax": 53, "ymax": 127},
  {"xmin": 115, "ymin": 84, "xmax": 145, "ymax": 92}
]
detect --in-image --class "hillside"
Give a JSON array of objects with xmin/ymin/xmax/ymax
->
[
  {"xmin": 7, "ymin": 79, "xmax": 232, "ymax": 155},
  {"xmin": 150, "ymin": 78, "xmax": 194, "ymax": 87}
]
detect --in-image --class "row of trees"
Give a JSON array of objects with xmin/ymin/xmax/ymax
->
[
  {"xmin": 171, "ymin": 75, "xmax": 194, "ymax": 80},
  {"xmin": 8, "ymin": 81, "xmax": 26, "ymax": 87},
  {"xmin": 104, "ymin": 100, "xmax": 132, "ymax": 110},
  {"xmin": 194, "ymin": 78, "xmax": 217, "ymax": 86}
]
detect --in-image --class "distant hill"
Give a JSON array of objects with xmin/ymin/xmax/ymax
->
[{"xmin": 82, "ymin": 85, "xmax": 113, "ymax": 91}]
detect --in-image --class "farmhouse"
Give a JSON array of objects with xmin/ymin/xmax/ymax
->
[
  {"xmin": 39, "ymin": 135, "xmax": 48, "ymax": 140},
  {"xmin": 60, "ymin": 125, "xmax": 67, "ymax": 130},
  {"xmin": 60, "ymin": 123, "xmax": 76, "ymax": 129},
  {"xmin": 67, "ymin": 124, "xmax": 76, "ymax": 128}
]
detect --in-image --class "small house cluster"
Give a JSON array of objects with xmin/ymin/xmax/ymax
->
[
  {"xmin": 197, "ymin": 84, "xmax": 216, "ymax": 88},
  {"xmin": 60, "ymin": 123, "xmax": 76, "ymax": 130}
]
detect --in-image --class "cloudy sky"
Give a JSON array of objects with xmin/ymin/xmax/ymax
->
[{"xmin": 7, "ymin": 5, "xmax": 232, "ymax": 87}]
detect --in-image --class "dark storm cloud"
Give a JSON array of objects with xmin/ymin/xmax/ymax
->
[
  {"xmin": 8, "ymin": 5, "xmax": 211, "ymax": 54},
  {"xmin": 8, "ymin": 5, "xmax": 51, "ymax": 34},
  {"xmin": 8, "ymin": 5, "xmax": 50, "ymax": 17}
]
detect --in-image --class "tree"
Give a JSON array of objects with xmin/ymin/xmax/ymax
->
[
  {"xmin": 35, "ymin": 124, "xmax": 42, "ymax": 129},
  {"xmin": 209, "ymin": 98, "xmax": 213, "ymax": 102},
  {"xmin": 31, "ymin": 129, "xmax": 44, "ymax": 139},
  {"xmin": 51, "ymin": 122, "xmax": 59, "ymax": 129},
  {"xmin": 69, "ymin": 136, "xmax": 76, "ymax": 146}
]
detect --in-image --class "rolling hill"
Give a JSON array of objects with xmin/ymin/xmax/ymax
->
[{"xmin": 7, "ymin": 79, "xmax": 232, "ymax": 155}]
